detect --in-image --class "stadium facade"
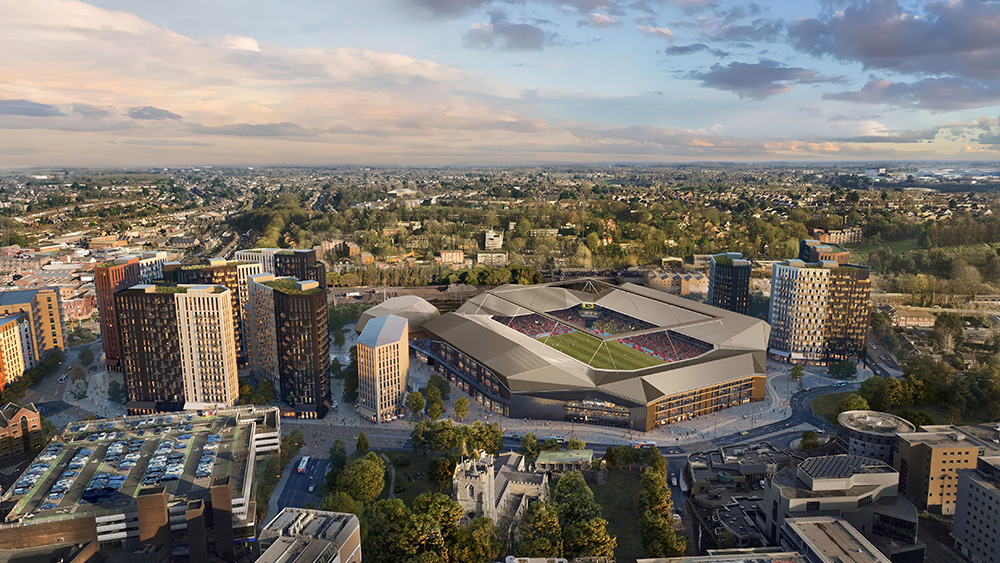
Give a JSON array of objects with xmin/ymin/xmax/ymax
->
[{"xmin": 414, "ymin": 280, "xmax": 770, "ymax": 432}]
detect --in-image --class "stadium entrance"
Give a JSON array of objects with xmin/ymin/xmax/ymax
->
[{"xmin": 564, "ymin": 399, "xmax": 630, "ymax": 427}]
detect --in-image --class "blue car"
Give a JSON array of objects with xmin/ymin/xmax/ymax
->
[
  {"xmin": 178, "ymin": 434, "xmax": 191, "ymax": 441},
  {"xmin": 39, "ymin": 503, "xmax": 58, "ymax": 511}
]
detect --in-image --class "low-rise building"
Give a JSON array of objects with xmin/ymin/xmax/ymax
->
[
  {"xmin": 258, "ymin": 507, "xmax": 362, "ymax": 563},
  {"xmin": 535, "ymin": 449, "xmax": 594, "ymax": 473},
  {"xmin": 836, "ymin": 410, "xmax": 915, "ymax": 464},
  {"xmin": 647, "ymin": 271, "xmax": 709, "ymax": 295},
  {"xmin": 781, "ymin": 516, "xmax": 891, "ymax": 563},
  {"xmin": 894, "ymin": 425, "xmax": 998, "ymax": 515},
  {"xmin": 687, "ymin": 442, "xmax": 801, "ymax": 495},
  {"xmin": 762, "ymin": 455, "xmax": 923, "ymax": 563},
  {"xmin": 0, "ymin": 402, "xmax": 41, "ymax": 459}
]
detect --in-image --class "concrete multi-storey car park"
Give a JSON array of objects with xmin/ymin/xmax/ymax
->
[
  {"xmin": 0, "ymin": 406, "xmax": 279, "ymax": 561},
  {"xmin": 415, "ymin": 279, "xmax": 769, "ymax": 432}
]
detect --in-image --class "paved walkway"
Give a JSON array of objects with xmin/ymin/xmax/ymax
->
[
  {"xmin": 379, "ymin": 452, "xmax": 397, "ymax": 499},
  {"xmin": 285, "ymin": 358, "xmax": 877, "ymax": 454}
]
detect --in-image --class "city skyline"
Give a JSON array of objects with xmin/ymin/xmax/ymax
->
[{"xmin": 4, "ymin": 0, "xmax": 1000, "ymax": 167}]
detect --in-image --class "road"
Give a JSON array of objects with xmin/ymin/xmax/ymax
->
[{"xmin": 277, "ymin": 456, "xmax": 329, "ymax": 509}]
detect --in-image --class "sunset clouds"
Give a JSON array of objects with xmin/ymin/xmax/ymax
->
[{"xmin": 2, "ymin": 0, "xmax": 1000, "ymax": 166}]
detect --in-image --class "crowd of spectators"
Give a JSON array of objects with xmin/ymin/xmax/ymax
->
[
  {"xmin": 547, "ymin": 306, "xmax": 655, "ymax": 336},
  {"xmin": 617, "ymin": 331, "xmax": 710, "ymax": 362},
  {"xmin": 493, "ymin": 314, "xmax": 573, "ymax": 338}
]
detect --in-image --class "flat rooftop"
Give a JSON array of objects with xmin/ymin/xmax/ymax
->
[
  {"xmin": 838, "ymin": 410, "xmax": 915, "ymax": 435},
  {"xmin": 1, "ymin": 409, "xmax": 275, "ymax": 523},
  {"xmin": 785, "ymin": 517, "xmax": 890, "ymax": 563},
  {"xmin": 536, "ymin": 449, "xmax": 593, "ymax": 464}
]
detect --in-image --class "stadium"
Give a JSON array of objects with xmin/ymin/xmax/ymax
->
[{"xmin": 413, "ymin": 279, "xmax": 770, "ymax": 432}]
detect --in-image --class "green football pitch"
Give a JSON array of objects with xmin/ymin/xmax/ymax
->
[{"xmin": 538, "ymin": 331, "xmax": 663, "ymax": 370}]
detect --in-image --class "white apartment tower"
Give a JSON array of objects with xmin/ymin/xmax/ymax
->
[
  {"xmin": 357, "ymin": 315, "xmax": 408, "ymax": 423},
  {"xmin": 174, "ymin": 285, "xmax": 240, "ymax": 407}
]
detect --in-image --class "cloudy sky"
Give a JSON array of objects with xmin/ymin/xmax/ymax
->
[{"xmin": 4, "ymin": 0, "xmax": 1000, "ymax": 166}]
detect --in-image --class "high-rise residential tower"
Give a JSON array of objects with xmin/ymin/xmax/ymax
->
[
  {"xmin": 163, "ymin": 258, "xmax": 263, "ymax": 364},
  {"xmin": 274, "ymin": 249, "xmax": 326, "ymax": 285},
  {"xmin": 117, "ymin": 284, "xmax": 239, "ymax": 413},
  {"xmin": 234, "ymin": 248, "xmax": 279, "ymax": 274},
  {"xmin": 0, "ymin": 288, "xmax": 64, "ymax": 366},
  {"xmin": 0, "ymin": 317, "xmax": 26, "ymax": 391},
  {"xmin": 95, "ymin": 256, "xmax": 140, "ymax": 370},
  {"xmin": 237, "ymin": 248, "xmax": 327, "ymax": 285},
  {"xmin": 707, "ymin": 252, "xmax": 751, "ymax": 315},
  {"xmin": 247, "ymin": 274, "xmax": 330, "ymax": 418},
  {"xmin": 768, "ymin": 244, "xmax": 871, "ymax": 366},
  {"xmin": 357, "ymin": 314, "xmax": 408, "ymax": 423}
]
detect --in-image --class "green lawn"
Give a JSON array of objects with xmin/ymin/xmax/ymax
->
[
  {"xmin": 846, "ymin": 239, "xmax": 920, "ymax": 259},
  {"xmin": 811, "ymin": 392, "xmax": 993, "ymax": 426},
  {"xmin": 539, "ymin": 331, "xmax": 663, "ymax": 370},
  {"xmin": 389, "ymin": 453, "xmax": 442, "ymax": 507},
  {"xmin": 889, "ymin": 404, "xmax": 991, "ymax": 426},
  {"xmin": 811, "ymin": 392, "xmax": 851, "ymax": 423},
  {"xmin": 592, "ymin": 469, "xmax": 645, "ymax": 563}
]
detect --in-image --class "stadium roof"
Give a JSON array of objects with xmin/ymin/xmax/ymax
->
[
  {"xmin": 355, "ymin": 295, "xmax": 439, "ymax": 334},
  {"xmin": 421, "ymin": 280, "xmax": 769, "ymax": 406}
]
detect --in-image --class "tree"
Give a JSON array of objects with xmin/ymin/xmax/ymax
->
[
  {"xmin": 424, "ymin": 384, "xmax": 442, "ymax": 411},
  {"xmin": 107, "ymin": 380, "xmax": 124, "ymax": 403},
  {"xmin": 934, "ymin": 312, "xmax": 965, "ymax": 354},
  {"xmin": 356, "ymin": 431, "xmax": 369, "ymax": 455},
  {"xmin": 324, "ymin": 440, "xmax": 348, "ymax": 491},
  {"xmin": 78, "ymin": 347, "xmax": 94, "ymax": 367},
  {"xmin": 519, "ymin": 433, "xmax": 540, "ymax": 460},
  {"xmin": 563, "ymin": 518, "xmax": 616, "ymax": 559},
  {"xmin": 828, "ymin": 359, "xmax": 858, "ymax": 379},
  {"xmin": 333, "ymin": 329, "xmax": 346, "ymax": 348},
  {"xmin": 566, "ymin": 437, "xmax": 586, "ymax": 450},
  {"xmin": 428, "ymin": 372, "xmax": 450, "ymax": 400},
  {"xmin": 406, "ymin": 391, "xmax": 426, "ymax": 420},
  {"xmin": 837, "ymin": 393, "xmax": 869, "ymax": 414},
  {"xmin": 799, "ymin": 430, "xmax": 820, "ymax": 450},
  {"xmin": 636, "ymin": 468, "xmax": 685, "ymax": 558},
  {"xmin": 790, "ymin": 363, "xmax": 804, "ymax": 381},
  {"xmin": 896, "ymin": 409, "xmax": 936, "ymax": 427},
  {"xmin": 336, "ymin": 452, "xmax": 385, "ymax": 504},
  {"xmin": 552, "ymin": 471, "xmax": 602, "ymax": 527},
  {"xmin": 644, "ymin": 447, "xmax": 667, "ymax": 476},
  {"xmin": 452, "ymin": 517, "xmax": 502, "ymax": 563},
  {"xmin": 453, "ymin": 397, "xmax": 469, "ymax": 422},
  {"xmin": 429, "ymin": 456, "xmax": 457, "ymax": 492},
  {"xmin": 427, "ymin": 401, "xmax": 444, "ymax": 421},
  {"xmin": 320, "ymin": 490, "xmax": 363, "ymax": 520},
  {"xmin": 516, "ymin": 502, "xmax": 563, "ymax": 558},
  {"xmin": 541, "ymin": 438, "xmax": 562, "ymax": 452}
]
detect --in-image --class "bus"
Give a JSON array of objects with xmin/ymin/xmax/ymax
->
[
  {"xmin": 631, "ymin": 440, "xmax": 657, "ymax": 449},
  {"xmin": 541, "ymin": 435, "xmax": 566, "ymax": 444},
  {"xmin": 297, "ymin": 456, "xmax": 310, "ymax": 474}
]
